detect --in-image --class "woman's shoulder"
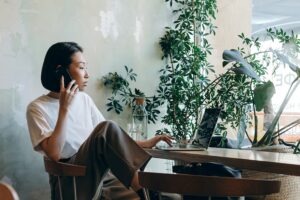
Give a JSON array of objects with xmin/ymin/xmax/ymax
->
[
  {"xmin": 78, "ymin": 91, "xmax": 91, "ymax": 98},
  {"xmin": 27, "ymin": 95, "xmax": 57, "ymax": 111}
]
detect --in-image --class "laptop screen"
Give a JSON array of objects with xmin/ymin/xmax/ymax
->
[{"xmin": 192, "ymin": 108, "xmax": 221, "ymax": 148}]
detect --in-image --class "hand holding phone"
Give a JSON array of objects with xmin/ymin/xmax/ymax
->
[
  {"xmin": 55, "ymin": 66, "xmax": 73, "ymax": 88},
  {"xmin": 56, "ymin": 66, "xmax": 79, "ymax": 109}
]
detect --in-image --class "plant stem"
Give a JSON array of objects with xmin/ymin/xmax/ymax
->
[
  {"xmin": 249, "ymin": 79, "xmax": 258, "ymax": 144},
  {"xmin": 244, "ymin": 129, "xmax": 253, "ymax": 144},
  {"xmin": 243, "ymin": 50, "xmax": 272, "ymax": 60},
  {"xmin": 272, "ymin": 118, "xmax": 300, "ymax": 139},
  {"xmin": 193, "ymin": 0, "xmax": 196, "ymax": 48},
  {"xmin": 199, "ymin": 70, "xmax": 231, "ymax": 97},
  {"xmin": 169, "ymin": 52, "xmax": 179, "ymax": 129},
  {"xmin": 293, "ymin": 141, "xmax": 300, "ymax": 154},
  {"xmin": 257, "ymin": 77, "xmax": 300, "ymax": 146}
]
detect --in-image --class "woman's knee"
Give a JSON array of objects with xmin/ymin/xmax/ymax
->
[
  {"xmin": 96, "ymin": 120, "xmax": 118, "ymax": 129},
  {"xmin": 93, "ymin": 120, "xmax": 123, "ymax": 138}
]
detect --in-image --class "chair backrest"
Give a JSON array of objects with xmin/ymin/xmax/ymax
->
[
  {"xmin": 44, "ymin": 157, "xmax": 86, "ymax": 176},
  {"xmin": 138, "ymin": 171, "xmax": 281, "ymax": 197},
  {"xmin": 0, "ymin": 182, "xmax": 20, "ymax": 200},
  {"xmin": 43, "ymin": 157, "xmax": 87, "ymax": 200}
]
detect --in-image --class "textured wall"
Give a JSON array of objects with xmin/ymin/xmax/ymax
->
[
  {"xmin": 210, "ymin": 0, "xmax": 252, "ymax": 74},
  {"xmin": 0, "ymin": 0, "xmax": 251, "ymax": 199},
  {"xmin": 0, "ymin": 1, "xmax": 171, "ymax": 199}
]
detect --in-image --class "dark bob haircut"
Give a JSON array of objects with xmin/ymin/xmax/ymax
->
[{"xmin": 41, "ymin": 42, "xmax": 83, "ymax": 92}]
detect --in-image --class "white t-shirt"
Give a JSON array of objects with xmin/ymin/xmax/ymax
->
[{"xmin": 26, "ymin": 92, "xmax": 105, "ymax": 158}]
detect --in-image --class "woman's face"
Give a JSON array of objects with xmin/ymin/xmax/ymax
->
[{"xmin": 68, "ymin": 51, "xmax": 89, "ymax": 91}]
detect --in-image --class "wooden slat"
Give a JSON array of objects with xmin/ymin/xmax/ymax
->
[
  {"xmin": 44, "ymin": 157, "xmax": 86, "ymax": 176},
  {"xmin": 139, "ymin": 172, "xmax": 281, "ymax": 197}
]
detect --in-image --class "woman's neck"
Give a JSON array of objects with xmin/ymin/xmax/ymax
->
[{"xmin": 47, "ymin": 91, "xmax": 60, "ymax": 99}]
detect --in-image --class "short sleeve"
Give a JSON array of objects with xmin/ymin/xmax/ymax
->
[
  {"xmin": 90, "ymin": 99, "xmax": 106, "ymax": 126},
  {"xmin": 83, "ymin": 93, "xmax": 105, "ymax": 126},
  {"xmin": 26, "ymin": 103, "xmax": 53, "ymax": 153}
]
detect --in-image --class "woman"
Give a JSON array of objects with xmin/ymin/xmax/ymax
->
[{"xmin": 26, "ymin": 42, "xmax": 172, "ymax": 200}]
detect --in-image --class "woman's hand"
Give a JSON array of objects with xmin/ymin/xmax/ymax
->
[
  {"xmin": 138, "ymin": 134, "xmax": 173, "ymax": 148},
  {"xmin": 59, "ymin": 77, "xmax": 78, "ymax": 111}
]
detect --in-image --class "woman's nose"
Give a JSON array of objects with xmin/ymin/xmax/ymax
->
[{"xmin": 85, "ymin": 70, "xmax": 89, "ymax": 78}]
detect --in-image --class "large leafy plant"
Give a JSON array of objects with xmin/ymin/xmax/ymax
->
[
  {"xmin": 155, "ymin": 0, "xmax": 218, "ymax": 141},
  {"xmin": 220, "ymin": 28, "xmax": 300, "ymax": 148},
  {"xmin": 102, "ymin": 0, "xmax": 218, "ymax": 142},
  {"xmin": 201, "ymin": 49, "xmax": 267, "ymax": 147}
]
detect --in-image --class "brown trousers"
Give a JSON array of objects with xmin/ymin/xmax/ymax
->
[{"xmin": 49, "ymin": 120, "xmax": 151, "ymax": 200}]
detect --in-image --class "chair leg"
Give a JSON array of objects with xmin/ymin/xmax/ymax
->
[
  {"xmin": 143, "ymin": 188, "xmax": 151, "ymax": 200},
  {"xmin": 73, "ymin": 177, "xmax": 77, "ymax": 200},
  {"xmin": 58, "ymin": 176, "xmax": 63, "ymax": 200},
  {"xmin": 158, "ymin": 192, "xmax": 163, "ymax": 200}
]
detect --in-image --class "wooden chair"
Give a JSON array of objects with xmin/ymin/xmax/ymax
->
[
  {"xmin": 0, "ymin": 182, "xmax": 20, "ymax": 200},
  {"xmin": 138, "ymin": 171, "xmax": 281, "ymax": 199},
  {"xmin": 43, "ymin": 157, "xmax": 86, "ymax": 200}
]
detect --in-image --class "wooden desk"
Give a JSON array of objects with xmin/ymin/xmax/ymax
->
[{"xmin": 146, "ymin": 147, "xmax": 300, "ymax": 176}]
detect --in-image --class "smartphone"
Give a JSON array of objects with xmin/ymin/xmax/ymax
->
[{"xmin": 55, "ymin": 66, "xmax": 73, "ymax": 88}]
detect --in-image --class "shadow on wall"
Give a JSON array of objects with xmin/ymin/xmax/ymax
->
[{"xmin": 0, "ymin": 88, "xmax": 50, "ymax": 200}]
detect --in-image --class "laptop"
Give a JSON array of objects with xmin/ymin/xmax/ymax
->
[{"xmin": 156, "ymin": 108, "xmax": 221, "ymax": 151}]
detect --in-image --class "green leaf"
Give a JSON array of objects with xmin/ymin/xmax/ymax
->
[
  {"xmin": 253, "ymin": 81, "xmax": 276, "ymax": 111},
  {"xmin": 231, "ymin": 67, "xmax": 260, "ymax": 81},
  {"xmin": 222, "ymin": 61, "xmax": 229, "ymax": 67},
  {"xmin": 271, "ymin": 50, "xmax": 299, "ymax": 73},
  {"xmin": 223, "ymin": 49, "xmax": 261, "ymax": 80}
]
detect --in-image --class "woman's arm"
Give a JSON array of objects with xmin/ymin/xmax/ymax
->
[
  {"xmin": 40, "ymin": 78, "xmax": 78, "ymax": 161},
  {"xmin": 40, "ymin": 106, "xmax": 68, "ymax": 161},
  {"xmin": 136, "ymin": 134, "xmax": 173, "ymax": 148}
]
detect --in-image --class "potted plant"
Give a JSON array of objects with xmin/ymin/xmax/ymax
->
[{"xmin": 102, "ymin": 65, "xmax": 162, "ymax": 124}]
